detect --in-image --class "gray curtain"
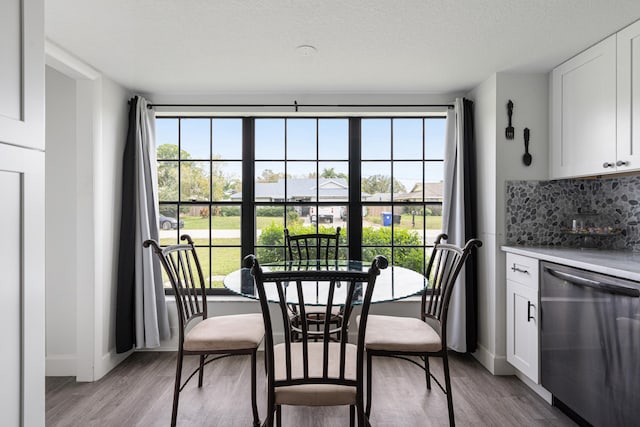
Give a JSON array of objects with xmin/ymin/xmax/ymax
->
[
  {"xmin": 442, "ymin": 97, "xmax": 478, "ymax": 352},
  {"xmin": 116, "ymin": 96, "xmax": 169, "ymax": 352}
]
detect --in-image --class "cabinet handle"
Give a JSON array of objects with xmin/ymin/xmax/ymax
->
[
  {"xmin": 602, "ymin": 162, "xmax": 615, "ymax": 168},
  {"xmin": 511, "ymin": 264, "xmax": 529, "ymax": 274},
  {"xmin": 527, "ymin": 301, "xmax": 535, "ymax": 322},
  {"xmin": 616, "ymin": 160, "xmax": 629, "ymax": 167}
]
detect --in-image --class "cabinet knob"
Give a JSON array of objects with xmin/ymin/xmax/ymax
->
[
  {"xmin": 616, "ymin": 160, "xmax": 629, "ymax": 167},
  {"xmin": 602, "ymin": 162, "xmax": 615, "ymax": 168},
  {"xmin": 527, "ymin": 301, "xmax": 535, "ymax": 322}
]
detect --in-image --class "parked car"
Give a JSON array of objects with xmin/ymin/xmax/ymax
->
[{"xmin": 159, "ymin": 214, "xmax": 184, "ymax": 230}]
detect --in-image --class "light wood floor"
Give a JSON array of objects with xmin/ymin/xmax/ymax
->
[{"xmin": 46, "ymin": 351, "xmax": 576, "ymax": 426}]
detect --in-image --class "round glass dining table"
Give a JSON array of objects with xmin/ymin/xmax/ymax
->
[{"xmin": 223, "ymin": 259, "xmax": 428, "ymax": 305}]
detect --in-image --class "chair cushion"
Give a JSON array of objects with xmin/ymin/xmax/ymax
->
[
  {"xmin": 183, "ymin": 313, "xmax": 264, "ymax": 352},
  {"xmin": 358, "ymin": 314, "xmax": 442, "ymax": 353},
  {"xmin": 273, "ymin": 342, "xmax": 357, "ymax": 406}
]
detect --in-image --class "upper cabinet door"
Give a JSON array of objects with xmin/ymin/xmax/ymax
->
[
  {"xmin": 550, "ymin": 35, "xmax": 617, "ymax": 179},
  {"xmin": 617, "ymin": 20, "xmax": 640, "ymax": 170},
  {"xmin": 0, "ymin": 0, "xmax": 44, "ymax": 150}
]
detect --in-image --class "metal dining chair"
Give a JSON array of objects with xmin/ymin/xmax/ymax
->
[
  {"xmin": 359, "ymin": 233, "xmax": 482, "ymax": 426},
  {"xmin": 284, "ymin": 227, "xmax": 343, "ymax": 341},
  {"xmin": 144, "ymin": 235, "xmax": 264, "ymax": 427},
  {"xmin": 245, "ymin": 253, "xmax": 388, "ymax": 427}
]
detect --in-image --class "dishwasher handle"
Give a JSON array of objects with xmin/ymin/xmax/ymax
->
[{"xmin": 546, "ymin": 268, "xmax": 640, "ymax": 298}]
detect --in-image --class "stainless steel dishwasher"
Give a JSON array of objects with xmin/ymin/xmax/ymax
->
[{"xmin": 540, "ymin": 261, "xmax": 640, "ymax": 426}]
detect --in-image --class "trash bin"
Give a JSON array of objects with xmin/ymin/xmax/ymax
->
[
  {"xmin": 392, "ymin": 214, "xmax": 401, "ymax": 224},
  {"xmin": 381, "ymin": 212, "xmax": 392, "ymax": 226}
]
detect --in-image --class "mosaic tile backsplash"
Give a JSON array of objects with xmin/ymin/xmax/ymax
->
[{"xmin": 505, "ymin": 175, "xmax": 640, "ymax": 250}]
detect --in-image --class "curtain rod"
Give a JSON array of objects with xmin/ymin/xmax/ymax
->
[{"xmin": 139, "ymin": 101, "xmax": 454, "ymax": 111}]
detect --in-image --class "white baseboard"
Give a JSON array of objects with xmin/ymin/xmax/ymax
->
[
  {"xmin": 46, "ymin": 354, "xmax": 77, "ymax": 376},
  {"xmin": 472, "ymin": 344, "xmax": 514, "ymax": 375},
  {"xmin": 93, "ymin": 350, "xmax": 132, "ymax": 380}
]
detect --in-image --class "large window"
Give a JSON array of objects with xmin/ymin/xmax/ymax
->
[{"xmin": 156, "ymin": 115, "xmax": 446, "ymax": 292}]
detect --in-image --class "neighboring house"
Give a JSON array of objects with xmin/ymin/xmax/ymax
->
[
  {"xmin": 230, "ymin": 178, "xmax": 349, "ymax": 202},
  {"xmin": 400, "ymin": 182, "xmax": 444, "ymax": 203},
  {"xmin": 361, "ymin": 182, "xmax": 443, "ymax": 203},
  {"xmin": 232, "ymin": 178, "xmax": 443, "ymax": 204}
]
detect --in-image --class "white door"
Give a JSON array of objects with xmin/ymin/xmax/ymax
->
[
  {"xmin": 506, "ymin": 281, "xmax": 539, "ymax": 383},
  {"xmin": 617, "ymin": 20, "xmax": 640, "ymax": 171},
  {"xmin": 0, "ymin": 0, "xmax": 45, "ymax": 426}
]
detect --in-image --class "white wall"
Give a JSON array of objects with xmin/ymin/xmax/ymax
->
[
  {"xmin": 44, "ymin": 71, "xmax": 553, "ymax": 379},
  {"xmin": 45, "ymin": 66, "xmax": 78, "ymax": 375},
  {"xmin": 466, "ymin": 75, "xmax": 499, "ymax": 372},
  {"xmin": 96, "ymin": 77, "xmax": 132, "ymax": 377},
  {"xmin": 494, "ymin": 73, "xmax": 549, "ymax": 369},
  {"xmin": 149, "ymin": 92, "xmax": 463, "ymax": 115},
  {"xmin": 45, "ymin": 44, "xmax": 132, "ymax": 380},
  {"xmin": 466, "ymin": 72, "xmax": 549, "ymax": 374}
]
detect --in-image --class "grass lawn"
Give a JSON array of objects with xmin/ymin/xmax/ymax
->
[
  {"xmin": 158, "ymin": 237, "xmax": 240, "ymax": 289},
  {"xmin": 182, "ymin": 215, "xmax": 283, "ymax": 229},
  {"xmin": 398, "ymin": 214, "xmax": 442, "ymax": 230}
]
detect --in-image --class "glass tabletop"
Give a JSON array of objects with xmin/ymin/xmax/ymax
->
[{"xmin": 223, "ymin": 259, "xmax": 427, "ymax": 305}]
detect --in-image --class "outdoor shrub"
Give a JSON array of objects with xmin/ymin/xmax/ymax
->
[
  {"xmin": 219, "ymin": 206, "xmax": 241, "ymax": 216},
  {"xmin": 256, "ymin": 206, "xmax": 283, "ymax": 217},
  {"xmin": 256, "ymin": 223, "xmax": 347, "ymax": 262},
  {"xmin": 362, "ymin": 227, "xmax": 424, "ymax": 272},
  {"xmin": 286, "ymin": 209, "xmax": 301, "ymax": 224}
]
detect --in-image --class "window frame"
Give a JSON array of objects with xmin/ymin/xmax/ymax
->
[{"xmin": 156, "ymin": 114, "xmax": 446, "ymax": 295}]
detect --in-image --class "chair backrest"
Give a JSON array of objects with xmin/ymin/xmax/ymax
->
[
  {"xmin": 421, "ymin": 233, "xmax": 482, "ymax": 346},
  {"xmin": 245, "ymin": 254, "xmax": 387, "ymax": 389},
  {"xmin": 144, "ymin": 235, "xmax": 207, "ymax": 340},
  {"xmin": 284, "ymin": 227, "xmax": 341, "ymax": 262}
]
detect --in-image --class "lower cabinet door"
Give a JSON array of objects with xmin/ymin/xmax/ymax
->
[{"xmin": 506, "ymin": 280, "xmax": 539, "ymax": 382}]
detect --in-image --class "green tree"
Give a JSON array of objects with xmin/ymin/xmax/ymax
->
[
  {"xmin": 157, "ymin": 144, "xmax": 182, "ymax": 202},
  {"xmin": 320, "ymin": 167, "xmax": 348, "ymax": 179},
  {"xmin": 157, "ymin": 144, "xmax": 240, "ymax": 206},
  {"xmin": 361, "ymin": 174, "xmax": 406, "ymax": 194},
  {"xmin": 258, "ymin": 169, "xmax": 286, "ymax": 182}
]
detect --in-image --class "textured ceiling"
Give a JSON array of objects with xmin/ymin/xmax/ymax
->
[{"xmin": 45, "ymin": 0, "xmax": 640, "ymax": 95}]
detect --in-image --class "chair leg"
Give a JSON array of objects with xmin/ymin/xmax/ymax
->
[
  {"xmin": 349, "ymin": 405, "xmax": 355, "ymax": 427},
  {"xmin": 171, "ymin": 351, "xmax": 184, "ymax": 427},
  {"xmin": 264, "ymin": 393, "xmax": 275, "ymax": 427},
  {"xmin": 365, "ymin": 352, "xmax": 373, "ymax": 417},
  {"xmin": 424, "ymin": 355, "xmax": 431, "ymax": 390},
  {"xmin": 442, "ymin": 352, "xmax": 455, "ymax": 427},
  {"xmin": 198, "ymin": 354, "xmax": 205, "ymax": 387},
  {"xmin": 357, "ymin": 401, "xmax": 371, "ymax": 427},
  {"xmin": 251, "ymin": 351, "xmax": 260, "ymax": 427},
  {"xmin": 264, "ymin": 410, "xmax": 274, "ymax": 427},
  {"xmin": 276, "ymin": 405, "xmax": 282, "ymax": 427}
]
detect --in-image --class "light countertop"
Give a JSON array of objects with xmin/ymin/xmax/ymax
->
[{"xmin": 501, "ymin": 245, "xmax": 640, "ymax": 281}]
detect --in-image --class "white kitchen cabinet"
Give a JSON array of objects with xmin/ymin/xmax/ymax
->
[
  {"xmin": 617, "ymin": 20, "xmax": 640, "ymax": 171},
  {"xmin": 550, "ymin": 19, "xmax": 640, "ymax": 179},
  {"xmin": 506, "ymin": 253, "xmax": 539, "ymax": 383},
  {"xmin": 550, "ymin": 35, "xmax": 617, "ymax": 178}
]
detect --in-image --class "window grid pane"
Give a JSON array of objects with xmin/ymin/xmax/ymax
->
[{"xmin": 156, "ymin": 115, "xmax": 446, "ymax": 291}]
